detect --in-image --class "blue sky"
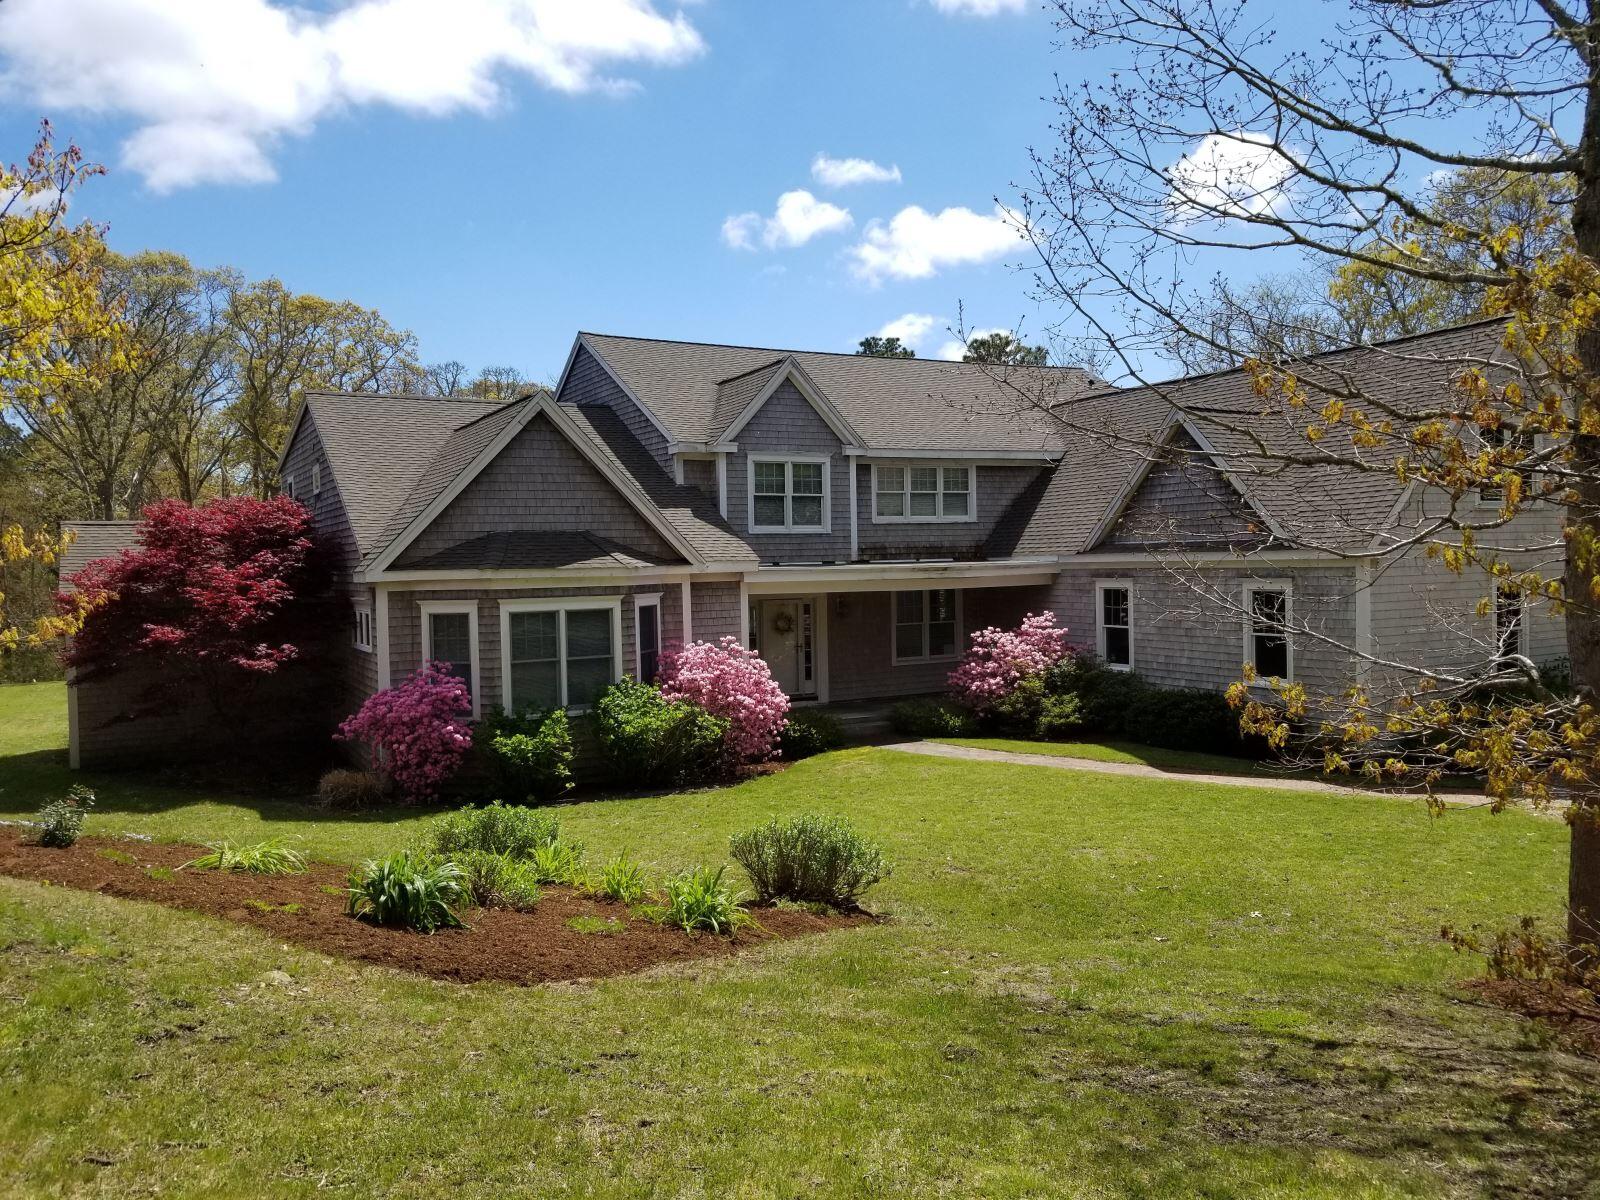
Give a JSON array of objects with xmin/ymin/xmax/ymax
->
[{"xmin": 0, "ymin": 0, "xmax": 1096, "ymax": 383}]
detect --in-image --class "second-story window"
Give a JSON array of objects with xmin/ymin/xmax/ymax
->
[
  {"xmin": 873, "ymin": 464, "xmax": 973, "ymax": 522},
  {"xmin": 749, "ymin": 457, "xmax": 828, "ymax": 532}
]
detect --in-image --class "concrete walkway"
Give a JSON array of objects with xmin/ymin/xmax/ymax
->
[{"xmin": 879, "ymin": 739, "xmax": 1491, "ymax": 804}]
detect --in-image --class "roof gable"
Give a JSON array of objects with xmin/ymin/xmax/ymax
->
[{"xmin": 1091, "ymin": 425, "xmax": 1273, "ymax": 551}]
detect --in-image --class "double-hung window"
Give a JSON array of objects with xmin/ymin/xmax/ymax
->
[
  {"xmin": 873, "ymin": 464, "xmax": 973, "ymax": 521},
  {"xmin": 750, "ymin": 457, "xmax": 828, "ymax": 532},
  {"xmin": 1493, "ymin": 583, "xmax": 1526, "ymax": 662},
  {"xmin": 352, "ymin": 605, "xmax": 373, "ymax": 653},
  {"xmin": 419, "ymin": 601, "xmax": 480, "ymax": 715},
  {"xmin": 1095, "ymin": 581, "xmax": 1132, "ymax": 670},
  {"xmin": 1243, "ymin": 583, "xmax": 1291, "ymax": 681},
  {"xmin": 892, "ymin": 589, "xmax": 959, "ymax": 664},
  {"xmin": 501, "ymin": 598, "xmax": 622, "ymax": 712},
  {"xmin": 633, "ymin": 592, "xmax": 662, "ymax": 684}
]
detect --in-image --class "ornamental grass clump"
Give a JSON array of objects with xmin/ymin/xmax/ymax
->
[
  {"xmin": 729, "ymin": 813, "xmax": 891, "ymax": 909},
  {"xmin": 594, "ymin": 851, "xmax": 648, "ymax": 905},
  {"xmin": 657, "ymin": 637, "xmax": 790, "ymax": 765},
  {"xmin": 346, "ymin": 851, "xmax": 465, "ymax": 933},
  {"xmin": 184, "ymin": 838, "xmax": 306, "ymax": 875},
  {"xmin": 335, "ymin": 662, "xmax": 473, "ymax": 803},
  {"xmin": 647, "ymin": 864, "xmax": 750, "ymax": 935}
]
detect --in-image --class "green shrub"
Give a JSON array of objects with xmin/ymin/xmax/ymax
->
[
  {"xmin": 648, "ymin": 864, "xmax": 750, "ymax": 934},
  {"xmin": 316, "ymin": 768, "xmax": 386, "ymax": 809},
  {"xmin": 594, "ymin": 679, "xmax": 728, "ymax": 787},
  {"xmin": 1034, "ymin": 692, "xmax": 1085, "ymax": 740},
  {"xmin": 527, "ymin": 838, "xmax": 587, "ymax": 885},
  {"xmin": 889, "ymin": 698, "xmax": 977, "ymax": 738},
  {"xmin": 33, "ymin": 784, "xmax": 95, "ymax": 848},
  {"xmin": 425, "ymin": 801, "xmax": 561, "ymax": 860},
  {"xmin": 729, "ymin": 813, "xmax": 891, "ymax": 909},
  {"xmin": 989, "ymin": 674, "xmax": 1048, "ymax": 732},
  {"xmin": 1123, "ymin": 685, "xmax": 1244, "ymax": 754},
  {"xmin": 183, "ymin": 838, "xmax": 306, "ymax": 875},
  {"xmin": 480, "ymin": 707, "xmax": 574, "ymax": 803},
  {"xmin": 779, "ymin": 709, "xmax": 847, "ymax": 759},
  {"xmin": 594, "ymin": 851, "xmax": 648, "ymax": 905},
  {"xmin": 345, "ymin": 851, "xmax": 465, "ymax": 932},
  {"xmin": 453, "ymin": 850, "xmax": 543, "ymax": 911}
]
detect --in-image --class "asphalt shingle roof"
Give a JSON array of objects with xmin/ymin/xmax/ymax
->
[
  {"xmin": 399, "ymin": 530, "xmax": 674, "ymax": 572},
  {"xmin": 580, "ymin": 332, "xmax": 1100, "ymax": 452}
]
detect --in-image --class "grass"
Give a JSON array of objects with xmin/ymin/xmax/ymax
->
[
  {"xmin": 932, "ymin": 735, "xmax": 1280, "ymax": 775},
  {"xmin": 2, "ymin": 680, "xmax": 1597, "ymax": 1196}
]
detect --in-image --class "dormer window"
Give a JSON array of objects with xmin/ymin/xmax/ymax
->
[
  {"xmin": 873, "ymin": 463, "xmax": 973, "ymax": 522},
  {"xmin": 749, "ymin": 456, "xmax": 829, "ymax": 533}
]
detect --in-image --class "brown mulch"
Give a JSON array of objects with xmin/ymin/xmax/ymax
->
[
  {"xmin": 0, "ymin": 831, "xmax": 870, "ymax": 986},
  {"xmin": 1463, "ymin": 977, "xmax": 1600, "ymax": 1058}
]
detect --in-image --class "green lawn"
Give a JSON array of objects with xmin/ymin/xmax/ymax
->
[
  {"xmin": 931, "ymin": 735, "xmax": 1279, "ymax": 776},
  {"xmin": 2, "ymin": 680, "xmax": 1597, "ymax": 1198}
]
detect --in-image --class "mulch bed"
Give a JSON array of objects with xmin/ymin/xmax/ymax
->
[
  {"xmin": 0, "ymin": 830, "xmax": 870, "ymax": 986},
  {"xmin": 1463, "ymin": 977, "xmax": 1600, "ymax": 1057}
]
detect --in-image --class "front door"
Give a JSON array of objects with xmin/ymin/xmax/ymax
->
[{"xmin": 753, "ymin": 597, "xmax": 816, "ymax": 698}]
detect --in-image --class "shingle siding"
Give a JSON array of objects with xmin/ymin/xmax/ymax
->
[
  {"xmin": 563, "ymin": 344, "xmax": 673, "ymax": 475},
  {"xmin": 398, "ymin": 413, "xmax": 681, "ymax": 566},
  {"xmin": 856, "ymin": 462, "xmax": 1043, "ymax": 560},
  {"xmin": 690, "ymin": 581, "xmax": 742, "ymax": 642},
  {"xmin": 727, "ymin": 382, "xmax": 852, "ymax": 562},
  {"xmin": 1101, "ymin": 429, "xmax": 1265, "ymax": 550}
]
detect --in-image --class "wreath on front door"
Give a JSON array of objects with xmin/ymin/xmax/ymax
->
[{"xmin": 772, "ymin": 610, "xmax": 795, "ymax": 635}]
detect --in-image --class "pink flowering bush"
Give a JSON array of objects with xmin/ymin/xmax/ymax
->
[
  {"xmin": 658, "ymin": 636, "xmax": 791, "ymax": 763},
  {"xmin": 336, "ymin": 661, "xmax": 473, "ymax": 803},
  {"xmin": 948, "ymin": 612, "xmax": 1073, "ymax": 712}
]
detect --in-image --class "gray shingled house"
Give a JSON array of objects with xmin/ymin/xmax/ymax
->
[{"xmin": 61, "ymin": 318, "xmax": 1565, "ymax": 768}]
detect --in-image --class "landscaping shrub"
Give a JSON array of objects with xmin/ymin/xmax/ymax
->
[
  {"xmin": 33, "ymin": 784, "xmax": 95, "ymax": 848},
  {"xmin": 479, "ymin": 707, "xmax": 574, "ymax": 803},
  {"xmin": 889, "ymin": 697, "xmax": 977, "ymax": 737},
  {"xmin": 729, "ymin": 813, "xmax": 891, "ymax": 909},
  {"xmin": 1033, "ymin": 657, "xmax": 1262, "ymax": 756},
  {"xmin": 1034, "ymin": 692, "xmax": 1086, "ymax": 740},
  {"xmin": 452, "ymin": 851, "xmax": 543, "ymax": 911},
  {"xmin": 315, "ymin": 768, "xmax": 386, "ymax": 809},
  {"xmin": 1123, "ymin": 685, "xmax": 1247, "ymax": 755},
  {"xmin": 778, "ymin": 709, "xmax": 846, "ymax": 760},
  {"xmin": 594, "ymin": 851, "xmax": 648, "ymax": 905},
  {"xmin": 527, "ymin": 837, "xmax": 587, "ymax": 885},
  {"xmin": 593, "ymin": 678, "xmax": 728, "ymax": 787},
  {"xmin": 425, "ymin": 801, "xmax": 561, "ymax": 860},
  {"xmin": 948, "ymin": 612, "xmax": 1073, "ymax": 713},
  {"xmin": 658, "ymin": 637, "xmax": 790, "ymax": 764},
  {"xmin": 183, "ymin": 838, "xmax": 306, "ymax": 875},
  {"xmin": 335, "ymin": 662, "xmax": 473, "ymax": 802},
  {"xmin": 345, "ymin": 851, "xmax": 466, "ymax": 932},
  {"xmin": 648, "ymin": 864, "xmax": 750, "ymax": 934}
]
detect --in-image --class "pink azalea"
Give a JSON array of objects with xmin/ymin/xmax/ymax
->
[
  {"xmin": 948, "ymin": 612, "xmax": 1073, "ymax": 712},
  {"xmin": 657, "ymin": 636, "xmax": 790, "ymax": 763},
  {"xmin": 336, "ymin": 661, "xmax": 474, "ymax": 801}
]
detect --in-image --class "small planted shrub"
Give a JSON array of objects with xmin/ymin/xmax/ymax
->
[
  {"xmin": 480, "ymin": 707, "xmax": 574, "ymax": 803},
  {"xmin": 528, "ymin": 838, "xmax": 587, "ymax": 885},
  {"xmin": 948, "ymin": 612, "xmax": 1073, "ymax": 714},
  {"xmin": 658, "ymin": 637, "xmax": 790, "ymax": 764},
  {"xmin": 593, "ymin": 678, "xmax": 728, "ymax": 787},
  {"xmin": 595, "ymin": 851, "xmax": 648, "ymax": 905},
  {"xmin": 33, "ymin": 784, "xmax": 95, "ymax": 847},
  {"xmin": 650, "ymin": 864, "xmax": 750, "ymax": 935},
  {"xmin": 889, "ymin": 698, "xmax": 977, "ymax": 738},
  {"xmin": 315, "ymin": 768, "xmax": 386, "ymax": 809},
  {"xmin": 730, "ymin": 813, "xmax": 891, "ymax": 909},
  {"xmin": 335, "ymin": 661, "xmax": 473, "ymax": 803},
  {"xmin": 346, "ymin": 851, "xmax": 466, "ymax": 932},
  {"xmin": 779, "ymin": 709, "xmax": 847, "ymax": 760},
  {"xmin": 426, "ymin": 801, "xmax": 561, "ymax": 860},
  {"xmin": 453, "ymin": 850, "xmax": 543, "ymax": 911},
  {"xmin": 184, "ymin": 838, "xmax": 307, "ymax": 875},
  {"xmin": 1034, "ymin": 692, "xmax": 1086, "ymax": 740}
]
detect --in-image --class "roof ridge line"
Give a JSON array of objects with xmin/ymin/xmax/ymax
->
[
  {"xmin": 714, "ymin": 357, "xmax": 789, "ymax": 386},
  {"xmin": 580, "ymin": 330, "xmax": 1095, "ymax": 373}
]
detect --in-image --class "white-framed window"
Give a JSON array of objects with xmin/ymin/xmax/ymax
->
[
  {"xmin": 633, "ymin": 592, "xmax": 662, "ymax": 683},
  {"xmin": 891, "ymin": 589, "xmax": 961, "ymax": 665},
  {"xmin": 312, "ymin": 461, "xmax": 323, "ymax": 495},
  {"xmin": 419, "ymin": 600, "xmax": 480, "ymax": 716},
  {"xmin": 1095, "ymin": 579, "xmax": 1132, "ymax": 671},
  {"xmin": 1242, "ymin": 582, "xmax": 1292, "ymax": 682},
  {"xmin": 500, "ymin": 597, "xmax": 623, "ymax": 713},
  {"xmin": 1478, "ymin": 424, "xmax": 1532, "ymax": 505},
  {"xmin": 282, "ymin": 473, "xmax": 296, "ymax": 500},
  {"xmin": 352, "ymin": 605, "xmax": 373, "ymax": 653},
  {"xmin": 1493, "ymin": 583, "xmax": 1527, "ymax": 661},
  {"xmin": 748, "ymin": 455, "xmax": 829, "ymax": 533},
  {"xmin": 872, "ymin": 463, "xmax": 974, "ymax": 523}
]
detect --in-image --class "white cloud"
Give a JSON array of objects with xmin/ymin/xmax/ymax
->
[
  {"xmin": 722, "ymin": 189, "xmax": 853, "ymax": 251},
  {"xmin": 876, "ymin": 312, "xmax": 942, "ymax": 351},
  {"xmin": 929, "ymin": 0, "xmax": 1027, "ymax": 14},
  {"xmin": 0, "ymin": 0, "xmax": 706, "ymax": 191},
  {"xmin": 811, "ymin": 153, "xmax": 901, "ymax": 188},
  {"xmin": 849, "ymin": 204, "xmax": 1019, "ymax": 283},
  {"xmin": 1165, "ymin": 131, "xmax": 1297, "ymax": 225}
]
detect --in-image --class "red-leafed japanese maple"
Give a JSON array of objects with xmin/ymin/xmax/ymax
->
[{"xmin": 63, "ymin": 497, "xmax": 331, "ymax": 709}]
